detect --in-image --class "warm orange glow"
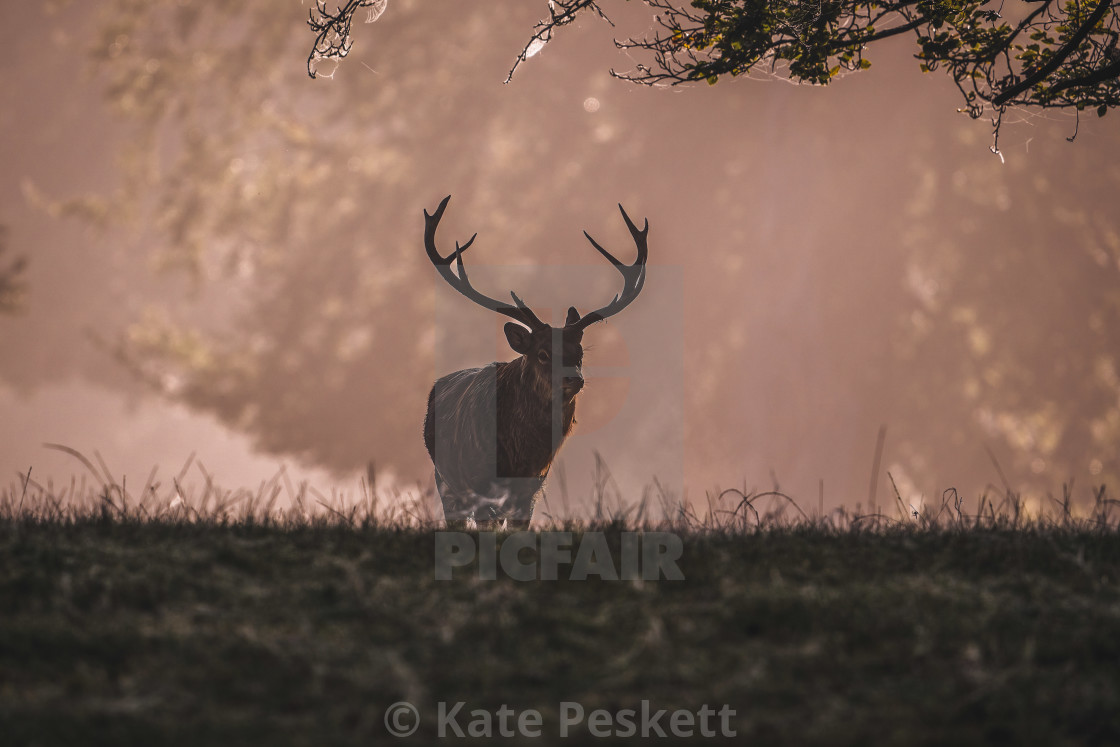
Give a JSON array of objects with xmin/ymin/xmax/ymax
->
[{"xmin": 0, "ymin": 1, "xmax": 1116, "ymax": 514}]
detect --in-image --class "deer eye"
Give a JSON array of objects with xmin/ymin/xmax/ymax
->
[{"xmin": 537, "ymin": 350, "xmax": 550, "ymax": 364}]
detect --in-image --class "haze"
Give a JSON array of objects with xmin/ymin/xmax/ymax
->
[{"xmin": 1, "ymin": 1, "xmax": 1116, "ymax": 516}]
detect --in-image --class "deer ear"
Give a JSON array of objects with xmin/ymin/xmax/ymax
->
[
  {"xmin": 504, "ymin": 322, "xmax": 532, "ymax": 354},
  {"xmin": 565, "ymin": 306, "xmax": 581, "ymax": 326}
]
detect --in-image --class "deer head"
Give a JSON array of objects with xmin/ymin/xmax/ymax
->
[{"xmin": 424, "ymin": 195, "xmax": 648, "ymax": 400}]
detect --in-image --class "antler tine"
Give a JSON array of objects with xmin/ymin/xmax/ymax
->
[
  {"xmin": 451, "ymin": 239, "xmax": 476, "ymax": 278},
  {"xmin": 569, "ymin": 204, "xmax": 649, "ymax": 331},
  {"xmin": 423, "ymin": 195, "xmax": 454, "ymax": 264},
  {"xmin": 618, "ymin": 203, "xmax": 649, "ymax": 264},
  {"xmin": 424, "ymin": 195, "xmax": 546, "ymax": 330},
  {"xmin": 510, "ymin": 291, "xmax": 533, "ymax": 312},
  {"xmin": 582, "ymin": 231, "xmax": 624, "ymax": 268}
]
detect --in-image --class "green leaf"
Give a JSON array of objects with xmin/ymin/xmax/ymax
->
[
  {"xmin": 1098, "ymin": 104, "xmax": 1108, "ymax": 118},
  {"xmin": 859, "ymin": 58, "xmax": 871, "ymax": 70}
]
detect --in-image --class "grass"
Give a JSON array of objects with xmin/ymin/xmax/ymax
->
[{"xmin": 2, "ymin": 461, "xmax": 1119, "ymax": 746}]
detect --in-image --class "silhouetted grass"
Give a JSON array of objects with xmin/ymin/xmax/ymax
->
[{"xmin": 2, "ymin": 456, "xmax": 1119, "ymax": 746}]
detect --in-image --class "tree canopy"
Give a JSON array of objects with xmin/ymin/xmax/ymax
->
[{"xmin": 310, "ymin": 0, "xmax": 1120, "ymax": 143}]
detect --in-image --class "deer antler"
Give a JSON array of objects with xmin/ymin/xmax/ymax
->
[
  {"xmin": 424, "ymin": 195, "xmax": 547, "ymax": 331},
  {"xmin": 567, "ymin": 204, "xmax": 648, "ymax": 331}
]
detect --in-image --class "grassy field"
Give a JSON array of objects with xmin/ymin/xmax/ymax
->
[{"xmin": 2, "ymin": 476, "xmax": 1120, "ymax": 745}]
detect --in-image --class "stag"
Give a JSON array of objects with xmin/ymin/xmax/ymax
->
[{"xmin": 423, "ymin": 195, "xmax": 648, "ymax": 528}]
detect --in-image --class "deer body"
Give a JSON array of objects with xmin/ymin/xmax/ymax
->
[
  {"xmin": 424, "ymin": 357, "xmax": 577, "ymax": 524},
  {"xmin": 422, "ymin": 195, "xmax": 647, "ymax": 527}
]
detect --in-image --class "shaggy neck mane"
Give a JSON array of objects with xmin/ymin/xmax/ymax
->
[
  {"xmin": 492, "ymin": 355, "xmax": 577, "ymax": 478},
  {"xmin": 497, "ymin": 355, "xmax": 551, "ymax": 403}
]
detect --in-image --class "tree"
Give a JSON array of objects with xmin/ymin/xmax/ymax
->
[
  {"xmin": 887, "ymin": 130, "xmax": 1120, "ymax": 495},
  {"xmin": 0, "ymin": 228, "xmax": 26, "ymax": 314},
  {"xmin": 311, "ymin": 0, "xmax": 1120, "ymax": 145},
  {"xmin": 49, "ymin": 0, "xmax": 663, "ymax": 481}
]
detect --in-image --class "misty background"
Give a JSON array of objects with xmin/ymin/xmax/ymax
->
[{"xmin": 1, "ymin": 0, "xmax": 1117, "ymax": 514}]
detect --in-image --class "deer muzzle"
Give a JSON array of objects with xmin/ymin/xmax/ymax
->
[{"xmin": 562, "ymin": 372, "xmax": 584, "ymax": 397}]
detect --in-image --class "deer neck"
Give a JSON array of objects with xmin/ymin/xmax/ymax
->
[{"xmin": 497, "ymin": 356, "xmax": 577, "ymax": 434}]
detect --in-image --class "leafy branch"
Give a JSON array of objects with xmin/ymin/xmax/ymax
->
[{"xmin": 306, "ymin": 0, "xmax": 1120, "ymax": 139}]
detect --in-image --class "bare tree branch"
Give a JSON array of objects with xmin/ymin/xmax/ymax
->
[
  {"xmin": 306, "ymin": 0, "xmax": 386, "ymax": 79},
  {"xmin": 504, "ymin": 1, "xmax": 615, "ymax": 83}
]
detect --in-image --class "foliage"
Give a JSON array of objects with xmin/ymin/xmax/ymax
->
[
  {"xmin": 53, "ymin": 0, "xmax": 654, "ymax": 479},
  {"xmin": 314, "ymin": 0, "xmax": 1120, "ymax": 141},
  {"xmin": 890, "ymin": 130, "xmax": 1120, "ymax": 493},
  {"xmin": 613, "ymin": 0, "xmax": 1119, "ymax": 116},
  {"xmin": 0, "ymin": 227, "xmax": 27, "ymax": 315}
]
